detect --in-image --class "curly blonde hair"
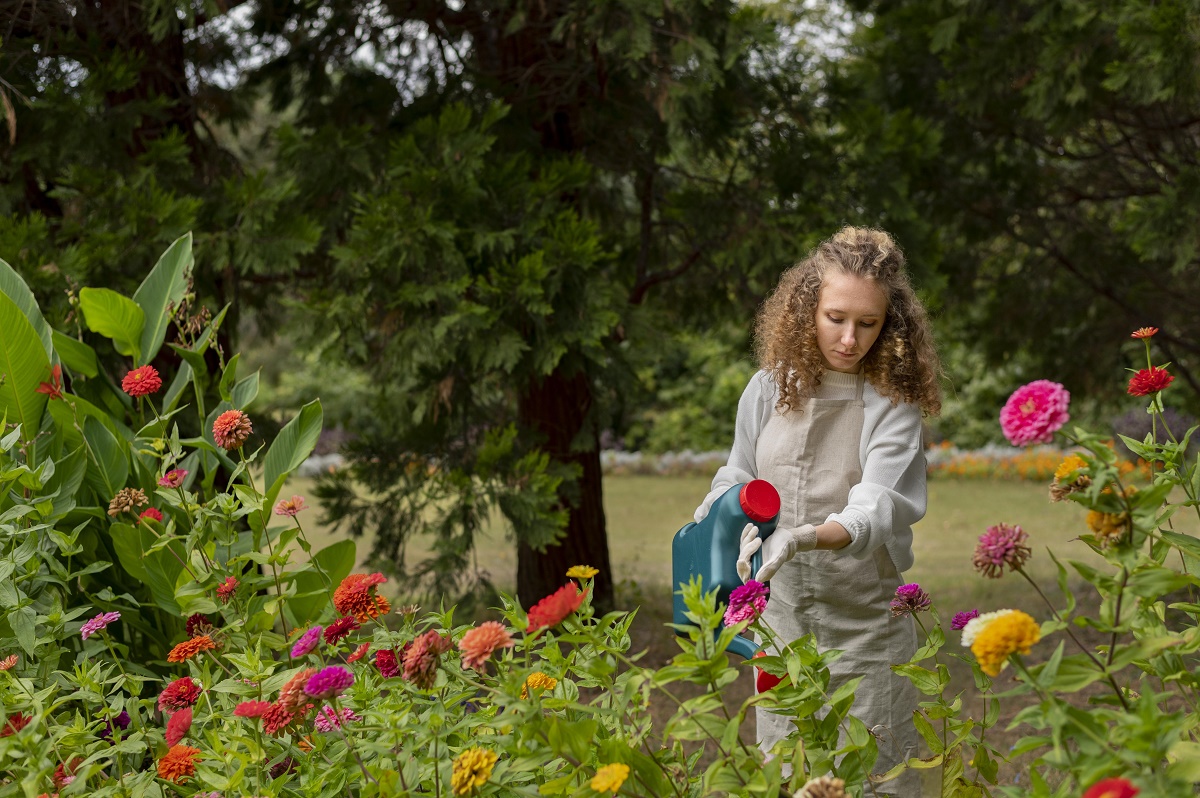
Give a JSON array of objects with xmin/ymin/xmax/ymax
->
[{"xmin": 753, "ymin": 226, "xmax": 942, "ymax": 415}]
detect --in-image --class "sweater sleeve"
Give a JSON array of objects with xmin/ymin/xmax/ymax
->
[
  {"xmin": 709, "ymin": 371, "xmax": 773, "ymax": 492},
  {"xmin": 827, "ymin": 400, "xmax": 927, "ymax": 560}
]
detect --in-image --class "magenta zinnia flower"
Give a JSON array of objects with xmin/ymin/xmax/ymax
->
[
  {"xmin": 314, "ymin": 705, "xmax": 360, "ymax": 732},
  {"xmin": 158, "ymin": 469, "xmax": 188, "ymax": 488},
  {"xmin": 973, "ymin": 523, "xmax": 1031, "ymax": 578},
  {"xmin": 889, "ymin": 583, "xmax": 931, "ymax": 617},
  {"xmin": 999, "ymin": 380, "xmax": 1070, "ymax": 446},
  {"xmin": 291, "ymin": 625, "xmax": 323, "ymax": 658},
  {"xmin": 303, "ymin": 666, "xmax": 354, "ymax": 699},
  {"xmin": 950, "ymin": 609, "xmax": 980, "ymax": 631},
  {"xmin": 723, "ymin": 580, "xmax": 769, "ymax": 626},
  {"xmin": 80, "ymin": 611, "xmax": 121, "ymax": 640}
]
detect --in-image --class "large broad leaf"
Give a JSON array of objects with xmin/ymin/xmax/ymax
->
[
  {"xmin": 288, "ymin": 539, "xmax": 357, "ymax": 626},
  {"xmin": 82, "ymin": 416, "xmax": 128, "ymax": 498},
  {"xmin": 79, "ymin": 287, "xmax": 145, "ymax": 361},
  {"xmin": 133, "ymin": 233, "xmax": 193, "ymax": 365},
  {"xmin": 262, "ymin": 399, "xmax": 323, "ymax": 513},
  {"xmin": 0, "ymin": 258, "xmax": 53, "ymax": 359},
  {"xmin": 51, "ymin": 330, "xmax": 99, "ymax": 378},
  {"xmin": 0, "ymin": 291, "xmax": 51, "ymax": 443},
  {"xmin": 108, "ymin": 522, "xmax": 183, "ymax": 615}
]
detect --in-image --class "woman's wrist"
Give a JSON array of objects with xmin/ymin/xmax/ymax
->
[{"xmin": 813, "ymin": 520, "xmax": 852, "ymax": 550}]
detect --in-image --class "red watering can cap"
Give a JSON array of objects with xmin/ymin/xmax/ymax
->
[{"xmin": 739, "ymin": 480, "xmax": 780, "ymax": 523}]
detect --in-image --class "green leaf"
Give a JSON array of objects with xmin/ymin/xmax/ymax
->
[
  {"xmin": 83, "ymin": 416, "xmax": 129, "ymax": 497},
  {"xmin": 52, "ymin": 330, "xmax": 98, "ymax": 378},
  {"xmin": 231, "ymin": 372, "xmax": 259, "ymax": 410},
  {"xmin": 288, "ymin": 539, "xmax": 356, "ymax": 626},
  {"xmin": 10, "ymin": 606, "xmax": 36, "ymax": 655},
  {"xmin": 108, "ymin": 522, "xmax": 183, "ymax": 615},
  {"xmin": 79, "ymin": 287, "xmax": 145, "ymax": 360},
  {"xmin": 261, "ymin": 399, "xmax": 323, "ymax": 516},
  {"xmin": 219, "ymin": 353, "xmax": 240, "ymax": 403},
  {"xmin": 0, "ymin": 291, "xmax": 51, "ymax": 443},
  {"xmin": 133, "ymin": 232, "xmax": 193, "ymax": 365},
  {"xmin": 0, "ymin": 258, "xmax": 53, "ymax": 359}
]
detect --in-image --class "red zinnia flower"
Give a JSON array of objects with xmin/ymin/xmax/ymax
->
[
  {"xmin": 158, "ymin": 677, "xmax": 202, "ymax": 712},
  {"xmin": 234, "ymin": 700, "xmax": 273, "ymax": 718},
  {"xmin": 0, "ymin": 713, "xmax": 30, "ymax": 737},
  {"xmin": 261, "ymin": 702, "xmax": 296, "ymax": 736},
  {"xmin": 1130, "ymin": 327, "xmax": 1158, "ymax": 339},
  {"xmin": 36, "ymin": 364, "xmax": 64, "ymax": 400},
  {"xmin": 375, "ymin": 649, "xmax": 400, "ymax": 678},
  {"xmin": 121, "ymin": 365, "xmax": 162, "ymax": 397},
  {"xmin": 347, "ymin": 642, "xmax": 370, "ymax": 663},
  {"xmin": 216, "ymin": 576, "xmax": 238, "ymax": 604},
  {"xmin": 138, "ymin": 507, "xmax": 163, "ymax": 524},
  {"xmin": 526, "ymin": 583, "xmax": 587, "ymax": 633},
  {"xmin": 1081, "ymin": 777, "xmax": 1139, "ymax": 798},
  {"xmin": 165, "ymin": 706, "xmax": 192, "ymax": 746},
  {"xmin": 52, "ymin": 758, "xmax": 83, "ymax": 788},
  {"xmin": 212, "ymin": 409, "xmax": 253, "ymax": 450},
  {"xmin": 1127, "ymin": 366, "xmax": 1173, "ymax": 397},
  {"xmin": 323, "ymin": 616, "xmax": 360, "ymax": 645}
]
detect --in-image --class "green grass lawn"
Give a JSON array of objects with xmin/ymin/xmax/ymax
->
[{"xmin": 284, "ymin": 474, "xmax": 1190, "ymax": 616}]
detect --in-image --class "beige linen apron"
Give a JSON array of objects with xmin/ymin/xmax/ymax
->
[{"xmin": 755, "ymin": 374, "xmax": 920, "ymax": 796}]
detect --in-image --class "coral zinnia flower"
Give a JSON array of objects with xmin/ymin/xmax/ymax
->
[
  {"xmin": 158, "ymin": 676, "xmax": 202, "ymax": 712},
  {"xmin": 458, "ymin": 621, "xmax": 515, "ymax": 670},
  {"xmin": 0, "ymin": 713, "xmax": 30, "ymax": 737},
  {"xmin": 889, "ymin": 583, "xmax": 931, "ymax": 617},
  {"xmin": 591, "ymin": 762, "xmax": 631, "ymax": 793},
  {"xmin": 304, "ymin": 666, "xmax": 354, "ymax": 699},
  {"xmin": 723, "ymin": 580, "xmax": 769, "ymax": 626},
  {"xmin": 1130, "ymin": 327, "xmax": 1158, "ymax": 340},
  {"xmin": 167, "ymin": 635, "xmax": 217, "ymax": 663},
  {"xmin": 215, "ymin": 576, "xmax": 238, "ymax": 604},
  {"xmin": 375, "ymin": 648, "xmax": 399, "ymax": 677},
  {"xmin": 278, "ymin": 667, "xmax": 318, "ymax": 712},
  {"xmin": 36, "ymin": 364, "xmax": 64, "ymax": 400},
  {"xmin": 212, "ymin": 409, "xmax": 253, "ymax": 450},
  {"xmin": 402, "ymin": 630, "xmax": 452, "ymax": 689},
  {"xmin": 121, "ymin": 365, "xmax": 162, "ymax": 397},
  {"xmin": 80, "ymin": 611, "xmax": 121, "ymax": 640},
  {"xmin": 274, "ymin": 495, "xmax": 308, "ymax": 517},
  {"xmin": 565, "ymin": 564, "xmax": 599, "ymax": 579},
  {"xmin": 158, "ymin": 469, "xmax": 188, "ymax": 488},
  {"xmin": 347, "ymin": 642, "xmax": 370, "ymax": 663},
  {"xmin": 950, "ymin": 609, "xmax": 979, "ymax": 631},
  {"xmin": 1000, "ymin": 380, "xmax": 1070, "ymax": 446},
  {"xmin": 291, "ymin": 625, "xmax": 323, "ymax": 658},
  {"xmin": 234, "ymin": 700, "xmax": 272, "ymax": 718},
  {"xmin": 1082, "ymin": 777, "xmax": 1139, "ymax": 798},
  {"xmin": 165, "ymin": 706, "xmax": 192, "ymax": 746},
  {"xmin": 1127, "ymin": 366, "xmax": 1173, "ymax": 396},
  {"xmin": 969, "ymin": 609, "xmax": 1041, "ymax": 676},
  {"xmin": 324, "ymin": 616, "xmax": 360, "ymax": 645},
  {"xmin": 450, "ymin": 747, "xmax": 498, "ymax": 796},
  {"xmin": 972, "ymin": 523, "xmax": 1031, "ymax": 578},
  {"xmin": 520, "ymin": 672, "xmax": 558, "ymax": 699},
  {"xmin": 261, "ymin": 703, "xmax": 296, "ymax": 736},
  {"xmin": 0, "ymin": 654, "xmax": 17, "ymax": 671},
  {"xmin": 526, "ymin": 583, "xmax": 587, "ymax": 633},
  {"xmin": 157, "ymin": 744, "xmax": 202, "ymax": 783},
  {"xmin": 333, "ymin": 573, "xmax": 390, "ymax": 622}
]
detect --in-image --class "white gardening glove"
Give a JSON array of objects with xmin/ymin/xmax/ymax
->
[
  {"xmin": 736, "ymin": 523, "xmax": 763, "ymax": 582},
  {"xmin": 753, "ymin": 524, "xmax": 818, "ymax": 582},
  {"xmin": 693, "ymin": 486, "xmax": 727, "ymax": 523}
]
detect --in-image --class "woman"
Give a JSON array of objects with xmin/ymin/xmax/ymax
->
[{"xmin": 694, "ymin": 226, "xmax": 941, "ymax": 796}]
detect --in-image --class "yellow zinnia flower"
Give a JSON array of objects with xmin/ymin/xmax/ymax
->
[
  {"xmin": 566, "ymin": 564, "xmax": 599, "ymax": 579},
  {"xmin": 451, "ymin": 747, "xmax": 498, "ymax": 796},
  {"xmin": 590, "ymin": 763, "xmax": 631, "ymax": 793},
  {"xmin": 970, "ymin": 610, "xmax": 1041, "ymax": 676},
  {"xmin": 1053, "ymin": 454, "xmax": 1086, "ymax": 482},
  {"xmin": 520, "ymin": 671, "xmax": 558, "ymax": 699}
]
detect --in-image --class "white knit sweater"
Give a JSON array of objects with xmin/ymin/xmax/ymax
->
[{"xmin": 707, "ymin": 369, "xmax": 926, "ymax": 573}]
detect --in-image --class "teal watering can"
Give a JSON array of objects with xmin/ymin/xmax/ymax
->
[{"xmin": 671, "ymin": 480, "xmax": 780, "ymax": 658}]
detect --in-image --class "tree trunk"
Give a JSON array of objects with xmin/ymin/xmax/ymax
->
[{"xmin": 516, "ymin": 366, "xmax": 614, "ymax": 612}]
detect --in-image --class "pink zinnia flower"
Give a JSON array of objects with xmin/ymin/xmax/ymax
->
[
  {"xmin": 374, "ymin": 649, "xmax": 399, "ymax": 678},
  {"xmin": 303, "ymin": 666, "xmax": 354, "ymax": 699},
  {"xmin": 158, "ymin": 469, "xmax": 188, "ymax": 488},
  {"xmin": 216, "ymin": 576, "xmax": 238, "ymax": 604},
  {"xmin": 0, "ymin": 655, "xmax": 18, "ymax": 671},
  {"xmin": 324, "ymin": 616, "xmax": 360, "ymax": 645},
  {"xmin": 1127, "ymin": 366, "xmax": 1173, "ymax": 397},
  {"xmin": 291, "ymin": 625, "xmax": 323, "ymax": 658},
  {"xmin": 165, "ymin": 707, "xmax": 192, "ymax": 746},
  {"xmin": 80, "ymin": 611, "xmax": 121, "ymax": 640},
  {"xmin": 158, "ymin": 677, "xmax": 202, "ymax": 712},
  {"xmin": 999, "ymin": 380, "xmax": 1070, "ymax": 446},
  {"xmin": 313, "ymin": 705, "xmax": 360, "ymax": 732},
  {"xmin": 950, "ymin": 609, "xmax": 980, "ymax": 631},
  {"xmin": 138, "ymin": 507, "xmax": 163, "ymax": 524},
  {"xmin": 212, "ymin": 409, "xmax": 253, "ymax": 450},
  {"xmin": 889, "ymin": 583, "xmax": 931, "ymax": 617},
  {"xmin": 973, "ymin": 523, "xmax": 1031, "ymax": 578},
  {"xmin": 234, "ymin": 700, "xmax": 273, "ymax": 718},
  {"xmin": 121, "ymin": 365, "xmax": 162, "ymax": 397},
  {"xmin": 458, "ymin": 622, "xmax": 515, "ymax": 670},
  {"xmin": 723, "ymin": 580, "xmax": 769, "ymax": 626},
  {"xmin": 274, "ymin": 495, "xmax": 308, "ymax": 517},
  {"xmin": 402, "ymin": 630, "xmax": 452, "ymax": 689}
]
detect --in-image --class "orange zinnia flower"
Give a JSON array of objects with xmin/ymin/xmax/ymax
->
[
  {"xmin": 167, "ymin": 635, "xmax": 217, "ymax": 663},
  {"xmin": 156, "ymin": 744, "xmax": 201, "ymax": 783},
  {"xmin": 1130, "ymin": 327, "xmax": 1158, "ymax": 340},
  {"xmin": 333, "ymin": 573, "xmax": 391, "ymax": 622}
]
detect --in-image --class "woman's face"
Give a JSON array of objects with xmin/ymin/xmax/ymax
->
[{"xmin": 814, "ymin": 271, "xmax": 888, "ymax": 374}]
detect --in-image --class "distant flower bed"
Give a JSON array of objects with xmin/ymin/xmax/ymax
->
[
  {"xmin": 600, "ymin": 449, "xmax": 729, "ymax": 476},
  {"xmin": 926, "ymin": 441, "xmax": 1150, "ymax": 482}
]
